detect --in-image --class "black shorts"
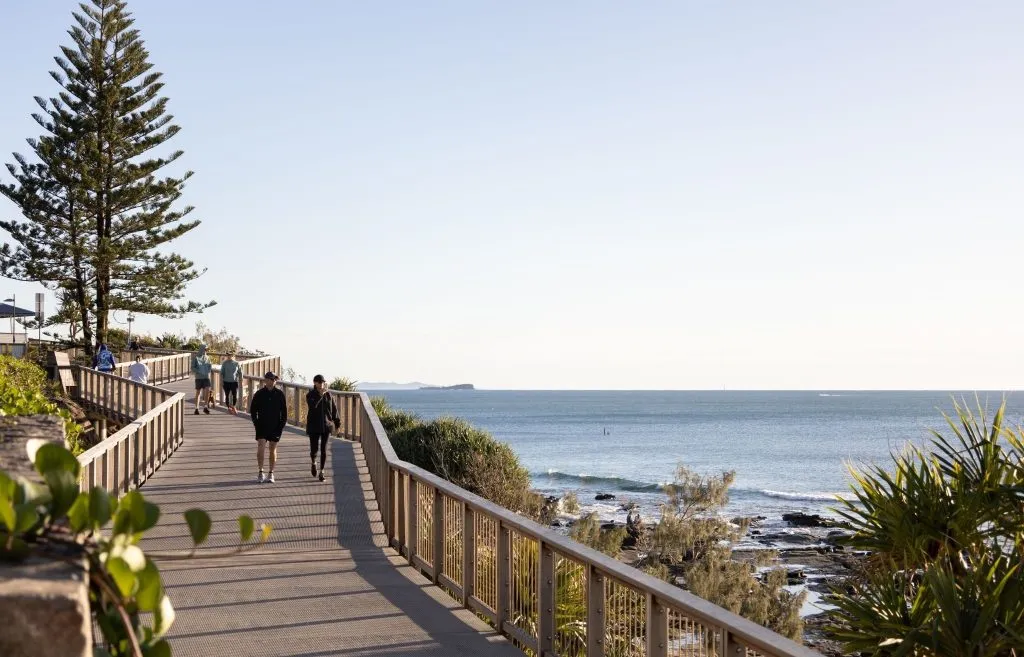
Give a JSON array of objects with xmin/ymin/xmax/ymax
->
[
  {"xmin": 195, "ymin": 378, "xmax": 211, "ymax": 390},
  {"xmin": 255, "ymin": 434, "xmax": 282, "ymax": 443}
]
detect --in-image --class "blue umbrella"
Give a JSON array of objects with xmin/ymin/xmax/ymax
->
[{"xmin": 0, "ymin": 302, "xmax": 36, "ymax": 319}]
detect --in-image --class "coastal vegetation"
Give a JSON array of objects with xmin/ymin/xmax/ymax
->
[
  {"xmin": 828, "ymin": 400, "xmax": 1024, "ymax": 655},
  {"xmin": 0, "ymin": 355, "xmax": 84, "ymax": 453},
  {"xmin": 0, "ymin": 0, "xmax": 211, "ymax": 354}
]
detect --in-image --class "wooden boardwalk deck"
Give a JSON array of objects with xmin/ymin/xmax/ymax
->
[{"xmin": 141, "ymin": 380, "xmax": 520, "ymax": 657}]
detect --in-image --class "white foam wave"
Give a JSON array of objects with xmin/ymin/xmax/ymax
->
[{"xmin": 758, "ymin": 489, "xmax": 851, "ymax": 502}]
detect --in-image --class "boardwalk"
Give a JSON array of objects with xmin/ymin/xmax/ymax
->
[{"xmin": 141, "ymin": 380, "xmax": 520, "ymax": 657}]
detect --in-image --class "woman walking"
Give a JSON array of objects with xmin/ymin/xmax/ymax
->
[
  {"xmin": 220, "ymin": 351, "xmax": 243, "ymax": 414},
  {"xmin": 306, "ymin": 374, "xmax": 340, "ymax": 482}
]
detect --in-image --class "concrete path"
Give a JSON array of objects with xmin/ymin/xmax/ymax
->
[{"xmin": 141, "ymin": 380, "xmax": 519, "ymax": 657}]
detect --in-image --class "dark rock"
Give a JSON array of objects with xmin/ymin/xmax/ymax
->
[
  {"xmin": 595, "ymin": 493, "xmax": 615, "ymax": 501},
  {"xmin": 782, "ymin": 512, "xmax": 852, "ymax": 529}
]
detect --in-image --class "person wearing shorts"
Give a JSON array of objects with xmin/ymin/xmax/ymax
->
[
  {"xmin": 192, "ymin": 345, "xmax": 213, "ymax": 415},
  {"xmin": 305, "ymin": 374, "xmax": 340, "ymax": 482},
  {"xmin": 249, "ymin": 371, "xmax": 287, "ymax": 483}
]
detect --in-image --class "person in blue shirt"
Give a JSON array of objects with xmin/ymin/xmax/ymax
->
[{"xmin": 93, "ymin": 343, "xmax": 116, "ymax": 373}]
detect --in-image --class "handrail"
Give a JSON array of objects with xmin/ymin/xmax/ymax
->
[
  {"xmin": 251, "ymin": 376, "xmax": 821, "ymax": 657},
  {"xmin": 75, "ymin": 353, "xmax": 276, "ymax": 496}
]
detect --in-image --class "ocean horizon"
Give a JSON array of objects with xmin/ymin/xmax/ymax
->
[{"xmin": 375, "ymin": 389, "xmax": 1021, "ymax": 532}]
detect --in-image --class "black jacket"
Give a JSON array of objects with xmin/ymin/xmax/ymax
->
[
  {"xmin": 250, "ymin": 387, "xmax": 287, "ymax": 438},
  {"xmin": 305, "ymin": 389, "xmax": 340, "ymax": 436}
]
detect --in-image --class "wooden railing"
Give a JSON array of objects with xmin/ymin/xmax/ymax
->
[
  {"xmin": 75, "ymin": 368, "xmax": 185, "ymax": 494},
  {"xmin": 74, "ymin": 353, "xmax": 274, "ymax": 495},
  {"xmin": 256, "ymin": 377, "xmax": 821, "ymax": 657}
]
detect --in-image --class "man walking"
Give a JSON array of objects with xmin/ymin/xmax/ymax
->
[
  {"xmin": 127, "ymin": 354, "xmax": 149, "ymax": 384},
  {"xmin": 250, "ymin": 371, "xmax": 287, "ymax": 483},
  {"xmin": 306, "ymin": 374, "xmax": 340, "ymax": 482},
  {"xmin": 93, "ymin": 343, "xmax": 116, "ymax": 373},
  {"xmin": 192, "ymin": 345, "xmax": 213, "ymax": 415},
  {"xmin": 220, "ymin": 351, "xmax": 243, "ymax": 415}
]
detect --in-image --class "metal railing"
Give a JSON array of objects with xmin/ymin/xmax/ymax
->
[{"xmin": 258, "ymin": 376, "xmax": 821, "ymax": 657}]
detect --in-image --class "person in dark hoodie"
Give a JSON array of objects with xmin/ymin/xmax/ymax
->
[
  {"xmin": 249, "ymin": 371, "xmax": 288, "ymax": 483},
  {"xmin": 306, "ymin": 374, "xmax": 340, "ymax": 482}
]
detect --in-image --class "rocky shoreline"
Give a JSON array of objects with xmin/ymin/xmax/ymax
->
[{"xmin": 550, "ymin": 494, "xmax": 860, "ymax": 656}]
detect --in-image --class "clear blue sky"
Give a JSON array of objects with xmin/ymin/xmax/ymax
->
[{"xmin": 2, "ymin": 1, "xmax": 1023, "ymax": 389}]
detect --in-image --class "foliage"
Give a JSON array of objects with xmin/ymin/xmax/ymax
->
[
  {"xmin": 0, "ymin": 355, "xmax": 84, "ymax": 454},
  {"xmin": 0, "ymin": 0, "xmax": 212, "ymax": 354},
  {"xmin": 373, "ymin": 397, "xmax": 537, "ymax": 517},
  {"xmin": 194, "ymin": 323, "xmax": 243, "ymax": 355},
  {"xmin": 828, "ymin": 399, "xmax": 1024, "ymax": 656},
  {"xmin": 0, "ymin": 440, "xmax": 271, "ymax": 656},
  {"xmin": 561, "ymin": 490, "xmax": 580, "ymax": 515},
  {"xmin": 569, "ymin": 513, "xmax": 627, "ymax": 556},
  {"xmin": 329, "ymin": 377, "xmax": 359, "ymax": 392}
]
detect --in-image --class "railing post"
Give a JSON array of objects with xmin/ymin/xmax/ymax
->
[
  {"xmin": 407, "ymin": 476, "xmax": 417, "ymax": 566},
  {"xmin": 587, "ymin": 565, "xmax": 606, "ymax": 657},
  {"xmin": 462, "ymin": 503, "xmax": 475, "ymax": 607},
  {"xmin": 647, "ymin": 593, "xmax": 668, "ymax": 657},
  {"xmin": 293, "ymin": 386, "xmax": 301, "ymax": 426},
  {"xmin": 723, "ymin": 631, "xmax": 744, "ymax": 657},
  {"xmin": 539, "ymin": 541, "xmax": 555, "ymax": 656},
  {"xmin": 397, "ymin": 471, "xmax": 407, "ymax": 555},
  {"xmin": 497, "ymin": 524, "xmax": 509, "ymax": 634},
  {"xmin": 432, "ymin": 487, "xmax": 443, "ymax": 583}
]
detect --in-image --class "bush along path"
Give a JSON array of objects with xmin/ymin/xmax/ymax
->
[{"xmin": 0, "ymin": 441, "xmax": 272, "ymax": 657}]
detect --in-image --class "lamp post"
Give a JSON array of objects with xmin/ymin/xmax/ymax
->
[{"xmin": 3, "ymin": 295, "xmax": 13, "ymax": 336}]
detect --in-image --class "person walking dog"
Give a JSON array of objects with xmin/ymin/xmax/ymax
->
[
  {"xmin": 250, "ymin": 371, "xmax": 287, "ymax": 483},
  {"xmin": 306, "ymin": 374, "xmax": 340, "ymax": 482}
]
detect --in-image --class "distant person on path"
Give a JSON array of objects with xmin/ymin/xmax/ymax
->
[
  {"xmin": 306, "ymin": 374, "xmax": 340, "ymax": 482},
  {"xmin": 250, "ymin": 371, "xmax": 287, "ymax": 483},
  {"xmin": 128, "ymin": 338, "xmax": 140, "ymax": 352},
  {"xmin": 93, "ymin": 343, "xmax": 116, "ymax": 373},
  {"xmin": 220, "ymin": 351, "xmax": 243, "ymax": 415},
  {"xmin": 127, "ymin": 354, "xmax": 149, "ymax": 384},
  {"xmin": 192, "ymin": 345, "xmax": 214, "ymax": 415}
]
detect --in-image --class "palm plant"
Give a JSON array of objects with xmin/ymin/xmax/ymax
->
[{"xmin": 829, "ymin": 399, "xmax": 1024, "ymax": 656}]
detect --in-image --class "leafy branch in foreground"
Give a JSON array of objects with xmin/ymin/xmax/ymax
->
[
  {"xmin": 829, "ymin": 398, "xmax": 1024, "ymax": 656},
  {"xmin": 0, "ymin": 440, "xmax": 271, "ymax": 657}
]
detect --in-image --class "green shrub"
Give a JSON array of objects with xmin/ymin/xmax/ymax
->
[
  {"xmin": 570, "ymin": 513, "xmax": 627, "ymax": 556},
  {"xmin": 0, "ymin": 355, "xmax": 84, "ymax": 454},
  {"xmin": 829, "ymin": 400, "xmax": 1024, "ymax": 655},
  {"xmin": 373, "ymin": 398, "xmax": 535, "ymax": 516},
  {"xmin": 329, "ymin": 377, "xmax": 359, "ymax": 392}
]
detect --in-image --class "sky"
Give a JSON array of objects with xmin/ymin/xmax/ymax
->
[{"xmin": 1, "ymin": 1, "xmax": 1023, "ymax": 390}]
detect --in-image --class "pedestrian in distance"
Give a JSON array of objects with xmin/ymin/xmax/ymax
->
[
  {"xmin": 127, "ymin": 354, "xmax": 149, "ymax": 384},
  {"xmin": 192, "ymin": 345, "xmax": 214, "ymax": 415},
  {"xmin": 93, "ymin": 343, "xmax": 116, "ymax": 373},
  {"xmin": 220, "ymin": 351, "xmax": 243, "ymax": 415},
  {"xmin": 306, "ymin": 374, "xmax": 340, "ymax": 482},
  {"xmin": 250, "ymin": 371, "xmax": 287, "ymax": 483}
]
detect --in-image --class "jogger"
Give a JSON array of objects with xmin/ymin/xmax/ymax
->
[{"xmin": 305, "ymin": 374, "xmax": 340, "ymax": 482}]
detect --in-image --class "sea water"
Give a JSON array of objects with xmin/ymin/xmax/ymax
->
[{"xmin": 377, "ymin": 390, "xmax": 1019, "ymax": 526}]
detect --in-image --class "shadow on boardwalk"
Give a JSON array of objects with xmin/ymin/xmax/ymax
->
[{"xmin": 139, "ymin": 382, "xmax": 519, "ymax": 657}]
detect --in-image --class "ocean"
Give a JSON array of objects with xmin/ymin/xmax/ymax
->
[{"xmin": 375, "ymin": 390, "xmax": 1019, "ymax": 528}]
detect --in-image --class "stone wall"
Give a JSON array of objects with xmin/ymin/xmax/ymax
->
[{"xmin": 0, "ymin": 415, "xmax": 92, "ymax": 657}]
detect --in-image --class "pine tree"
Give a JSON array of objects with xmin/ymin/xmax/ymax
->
[{"xmin": 0, "ymin": 0, "xmax": 211, "ymax": 353}]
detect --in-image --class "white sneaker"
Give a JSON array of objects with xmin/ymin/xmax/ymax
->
[
  {"xmin": 266, "ymin": 472, "xmax": 275, "ymax": 483},
  {"xmin": 257, "ymin": 471, "xmax": 265, "ymax": 483}
]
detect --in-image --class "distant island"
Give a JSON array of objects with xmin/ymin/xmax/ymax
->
[{"xmin": 419, "ymin": 383, "xmax": 475, "ymax": 391}]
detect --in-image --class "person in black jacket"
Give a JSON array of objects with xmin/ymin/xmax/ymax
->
[
  {"xmin": 306, "ymin": 374, "xmax": 340, "ymax": 482},
  {"xmin": 249, "ymin": 371, "xmax": 288, "ymax": 483}
]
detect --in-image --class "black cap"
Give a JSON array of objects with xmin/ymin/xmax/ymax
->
[
  {"xmin": 264, "ymin": 371, "xmax": 278, "ymax": 380},
  {"xmin": 313, "ymin": 374, "xmax": 325, "ymax": 384}
]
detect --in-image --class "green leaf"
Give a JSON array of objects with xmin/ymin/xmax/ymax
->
[
  {"xmin": 0, "ymin": 471, "xmax": 14, "ymax": 501},
  {"xmin": 143, "ymin": 639, "xmax": 171, "ymax": 657},
  {"xmin": 44, "ymin": 469, "xmax": 80, "ymax": 518},
  {"xmin": 153, "ymin": 594, "xmax": 175, "ymax": 637},
  {"xmin": 137, "ymin": 500, "xmax": 160, "ymax": 533},
  {"xmin": 33, "ymin": 442, "xmax": 81, "ymax": 479},
  {"xmin": 135, "ymin": 559, "xmax": 164, "ymax": 612},
  {"xmin": 17, "ymin": 478, "xmax": 50, "ymax": 506},
  {"xmin": 238, "ymin": 514, "xmax": 254, "ymax": 542},
  {"xmin": 184, "ymin": 508, "xmax": 211, "ymax": 545},
  {"xmin": 67, "ymin": 493, "xmax": 90, "ymax": 532},
  {"xmin": 105, "ymin": 556, "xmax": 136, "ymax": 598},
  {"xmin": 89, "ymin": 487, "xmax": 113, "ymax": 527},
  {"xmin": 0, "ymin": 533, "xmax": 30, "ymax": 561},
  {"xmin": 0, "ymin": 498, "xmax": 14, "ymax": 532},
  {"xmin": 14, "ymin": 503, "xmax": 38, "ymax": 533},
  {"xmin": 119, "ymin": 544, "xmax": 146, "ymax": 572}
]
